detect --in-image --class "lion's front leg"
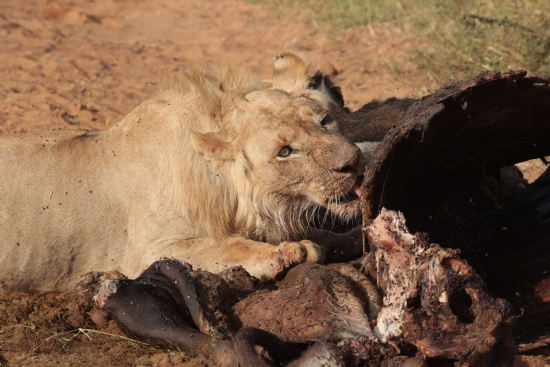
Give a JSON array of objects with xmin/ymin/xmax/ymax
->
[{"xmin": 145, "ymin": 237, "xmax": 324, "ymax": 280}]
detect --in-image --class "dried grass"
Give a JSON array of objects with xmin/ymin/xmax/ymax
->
[{"xmin": 252, "ymin": 0, "xmax": 550, "ymax": 83}]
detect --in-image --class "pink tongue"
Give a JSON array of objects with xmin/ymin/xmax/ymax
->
[{"xmin": 352, "ymin": 184, "xmax": 362, "ymax": 198}]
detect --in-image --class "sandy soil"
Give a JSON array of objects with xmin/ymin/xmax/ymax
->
[
  {"xmin": 1, "ymin": 0, "xmax": 548, "ymax": 365},
  {"xmin": 0, "ymin": 0, "xmax": 428, "ymax": 136}
]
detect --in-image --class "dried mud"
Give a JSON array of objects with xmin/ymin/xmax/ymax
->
[{"xmin": 0, "ymin": 292, "xmax": 205, "ymax": 366}]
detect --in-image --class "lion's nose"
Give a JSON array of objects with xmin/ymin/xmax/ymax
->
[{"xmin": 331, "ymin": 148, "xmax": 362, "ymax": 174}]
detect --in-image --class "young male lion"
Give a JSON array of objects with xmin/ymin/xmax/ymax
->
[{"xmin": 0, "ymin": 53, "xmax": 364, "ymax": 293}]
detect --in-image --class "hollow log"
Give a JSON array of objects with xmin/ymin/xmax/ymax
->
[{"xmin": 360, "ymin": 70, "xmax": 550, "ymax": 346}]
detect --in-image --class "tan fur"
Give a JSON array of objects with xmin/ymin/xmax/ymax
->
[{"xmin": 0, "ymin": 53, "xmax": 364, "ymax": 293}]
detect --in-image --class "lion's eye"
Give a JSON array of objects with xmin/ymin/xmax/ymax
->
[{"xmin": 278, "ymin": 146, "xmax": 292, "ymax": 158}]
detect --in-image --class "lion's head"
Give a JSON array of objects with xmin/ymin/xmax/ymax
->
[{"xmin": 163, "ymin": 53, "xmax": 363, "ymax": 243}]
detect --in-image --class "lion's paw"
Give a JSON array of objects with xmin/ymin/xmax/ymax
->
[
  {"xmin": 262, "ymin": 241, "xmax": 322, "ymax": 279},
  {"xmin": 242, "ymin": 240, "xmax": 324, "ymax": 280},
  {"xmin": 279, "ymin": 240, "xmax": 323, "ymax": 265}
]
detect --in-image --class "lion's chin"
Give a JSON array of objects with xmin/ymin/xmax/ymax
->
[{"xmin": 326, "ymin": 198, "xmax": 362, "ymax": 218}]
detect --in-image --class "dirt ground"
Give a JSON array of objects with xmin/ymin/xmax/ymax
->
[
  {"xmin": 0, "ymin": 0, "xmax": 430, "ymax": 136},
  {"xmin": 0, "ymin": 0, "xmax": 547, "ymax": 365}
]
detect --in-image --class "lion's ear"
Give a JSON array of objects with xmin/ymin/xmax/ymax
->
[
  {"xmin": 307, "ymin": 71, "xmax": 346, "ymax": 108},
  {"xmin": 272, "ymin": 52, "xmax": 310, "ymax": 93},
  {"xmin": 190, "ymin": 131, "xmax": 235, "ymax": 163}
]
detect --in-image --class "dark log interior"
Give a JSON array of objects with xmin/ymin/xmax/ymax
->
[{"xmin": 361, "ymin": 70, "xmax": 550, "ymax": 345}]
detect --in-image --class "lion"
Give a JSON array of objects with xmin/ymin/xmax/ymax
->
[{"xmin": 0, "ymin": 53, "xmax": 364, "ymax": 293}]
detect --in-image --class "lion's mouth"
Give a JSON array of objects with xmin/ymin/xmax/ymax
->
[{"xmin": 331, "ymin": 176, "xmax": 364, "ymax": 205}]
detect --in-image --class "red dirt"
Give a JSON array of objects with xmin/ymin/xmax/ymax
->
[{"xmin": 0, "ymin": 0, "xmax": 547, "ymax": 365}]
